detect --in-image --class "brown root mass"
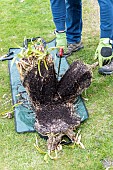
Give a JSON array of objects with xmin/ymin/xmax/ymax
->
[
  {"xmin": 23, "ymin": 62, "xmax": 57, "ymax": 105},
  {"xmin": 35, "ymin": 103, "xmax": 81, "ymax": 135},
  {"xmin": 57, "ymin": 60, "xmax": 92, "ymax": 103},
  {"xmin": 17, "ymin": 56, "xmax": 92, "ymax": 152}
]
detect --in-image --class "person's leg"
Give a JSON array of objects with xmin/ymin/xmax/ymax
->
[
  {"xmin": 66, "ymin": 0, "xmax": 82, "ymax": 44},
  {"xmin": 50, "ymin": 0, "xmax": 83, "ymax": 56},
  {"xmin": 98, "ymin": 0, "xmax": 113, "ymax": 39},
  {"xmin": 110, "ymin": 0, "xmax": 113, "ymax": 46},
  {"xmin": 64, "ymin": 0, "xmax": 83, "ymax": 57},
  {"xmin": 50, "ymin": 0, "xmax": 66, "ymax": 32},
  {"xmin": 97, "ymin": 0, "xmax": 113, "ymax": 75},
  {"xmin": 50, "ymin": 0, "xmax": 67, "ymax": 50}
]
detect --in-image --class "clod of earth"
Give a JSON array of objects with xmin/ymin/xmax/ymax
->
[{"xmin": 16, "ymin": 40, "xmax": 92, "ymax": 154}]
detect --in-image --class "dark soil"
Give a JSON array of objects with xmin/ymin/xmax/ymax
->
[
  {"xmin": 22, "ymin": 59, "xmax": 92, "ymax": 105},
  {"xmin": 23, "ymin": 61, "xmax": 57, "ymax": 105},
  {"xmin": 18, "ymin": 58, "xmax": 92, "ymax": 137},
  {"xmin": 57, "ymin": 60, "xmax": 92, "ymax": 103},
  {"xmin": 35, "ymin": 103, "xmax": 81, "ymax": 135}
]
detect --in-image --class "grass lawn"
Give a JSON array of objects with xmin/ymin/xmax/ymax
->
[{"xmin": 0, "ymin": 0, "xmax": 113, "ymax": 170}]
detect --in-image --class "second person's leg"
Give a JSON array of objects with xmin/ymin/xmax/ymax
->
[
  {"xmin": 65, "ymin": 0, "xmax": 83, "ymax": 56},
  {"xmin": 96, "ymin": 0, "xmax": 113, "ymax": 75},
  {"xmin": 66, "ymin": 0, "xmax": 82, "ymax": 44}
]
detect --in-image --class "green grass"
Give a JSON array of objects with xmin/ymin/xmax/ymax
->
[{"xmin": 0, "ymin": 0, "xmax": 113, "ymax": 170}]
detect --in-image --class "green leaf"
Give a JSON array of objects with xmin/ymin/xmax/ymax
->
[
  {"xmin": 34, "ymin": 144, "xmax": 46, "ymax": 154},
  {"xmin": 11, "ymin": 56, "xmax": 18, "ymax": 68},
  {"xmin": 43, "ymin": 60, "xmax": 48, "ymax": 70},
  {"xmin": 12, "ymin": 102, "xmax": 23, "ymax": 108},
  {"xmin": 44, "ymin": 154, "xmax": 49, "ymax": 163}
]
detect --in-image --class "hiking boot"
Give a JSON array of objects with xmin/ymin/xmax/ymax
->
[
  {"xmin": 98, "ymin": 58, "xmax": 113, "ymax": 75},
  {"xmin": 64, "ymin": 41, "xmax": 84, "ymax": 57}
]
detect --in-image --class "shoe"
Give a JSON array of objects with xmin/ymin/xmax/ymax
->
[
  {"xmin": 98, "ymin": 58, "xmax": 113, "ymax": 75},
  {"xmin": 64, "ymin": 41, "xmax": 84, "ymax": 57}
]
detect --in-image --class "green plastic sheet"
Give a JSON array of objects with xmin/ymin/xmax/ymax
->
[{"xmin": 8, "ymin": 39, "xmax": 89, "ymax": 133}]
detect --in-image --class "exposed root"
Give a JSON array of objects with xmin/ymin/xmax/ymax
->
[
  {"xmin": 90, "ymin": 61, "xmax": 99, "ymax": 69},
  {"xmin": 2, "ymin": 112, "xmax": 13, "ymax": 119}
]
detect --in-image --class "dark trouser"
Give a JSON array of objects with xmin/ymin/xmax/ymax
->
[
  {"xmin": 50, "ymin": 0, "xmax": 82, "ymax": 44},
  {"xmin": 98, "ymin": 0, "xmax": 113, "ymax": 41}
]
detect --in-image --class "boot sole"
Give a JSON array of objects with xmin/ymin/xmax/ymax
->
[{"xmin": 98, "ymin": 69, "xmax": 113, "ymax": 75}]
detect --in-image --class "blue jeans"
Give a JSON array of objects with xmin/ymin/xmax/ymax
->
[
  {"xmin": 98, "ymin": 0, "xmax": 113, "ymax": 40},
  {"xmin": 50, "ymin": 0, "xmax": 82, "ymax": 44}
]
